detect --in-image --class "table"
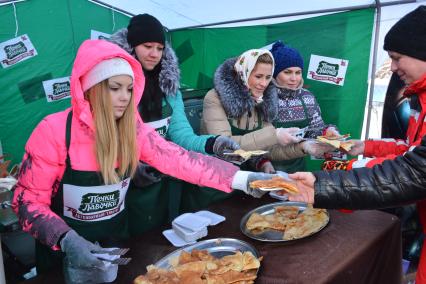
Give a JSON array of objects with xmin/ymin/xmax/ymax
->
[{"xmin": 24, "ymin": 193, "xmax": 402, "ymax": 284}]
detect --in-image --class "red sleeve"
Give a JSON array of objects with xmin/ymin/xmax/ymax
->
[{"xmin": 364, "ymin": 139, "xmax": 409, "ymax": 157}]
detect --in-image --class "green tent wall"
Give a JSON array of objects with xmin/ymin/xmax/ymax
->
[
  {"xmin": 0, "ymin": 1, "xmax": 374, "ymax": 171},
  {"xmin": 170, "ymin": 9, "xmax": 374, "ymax": 170},
  {"xmin": 0, "ymin": 0, "xmax": 130, "ymax": 166}
]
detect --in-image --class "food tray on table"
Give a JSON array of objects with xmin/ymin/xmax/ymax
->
[
  {"xmin": 155, "ymin": 238, "xmax": 259, "ymax": 269},
  {"xmin": 240, "ymin": 201, "xmax": 329, "ymax": 242}
]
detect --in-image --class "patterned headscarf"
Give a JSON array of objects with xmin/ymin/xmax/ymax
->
[{"xmin": 234, "ymin": 49, "xmax": 274, "ymax": 89}]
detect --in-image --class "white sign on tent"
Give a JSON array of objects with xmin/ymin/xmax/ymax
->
[
  {"xmin": 90, "ymin": 30, "xmax": 111, "ymax": 40},
  {"xmin": 307, "ymin": 54, "xmax": 349, "ymax": 86},
  {"xmin": 43, "ymin": 77, "xmax": 71, "ymax": 102},
  {"xmin": 0, "ymin": 34, "xmax": 37, "ymax": 68}
]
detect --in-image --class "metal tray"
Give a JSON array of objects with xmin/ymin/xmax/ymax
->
[
  {"xmin": 240, "ymin": 201, "xmax": 329, "ymax": 242},
  {"xmin": 154, "ymin": 238, "xmax": 259, "ymax": 269}
]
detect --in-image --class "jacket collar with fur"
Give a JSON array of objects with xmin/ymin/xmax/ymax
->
[
  {"xmin": 108, "ymin": 28, "xmax": 180, "ymax": 96},
  {"xmin": 214, "ymin": 57, "xmax": 278, "ymax": 121}
]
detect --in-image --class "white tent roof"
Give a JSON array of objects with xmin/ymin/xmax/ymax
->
[{"xmin": 93, "ymin": 0, "xmax": 421, "ymax": 30}]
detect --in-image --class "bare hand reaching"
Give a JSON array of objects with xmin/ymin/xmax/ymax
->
[{"xmin": 288, "ymin": 172, "xmax": 316, "ymax": 204}]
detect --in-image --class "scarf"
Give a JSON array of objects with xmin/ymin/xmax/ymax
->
[
  {"xmin": 234, "ymin": 49, "xmax": 274, "ymax": 89},
  {"xmin": 138, "ymin": 64, "xmax": 164, "ymax": 122}
]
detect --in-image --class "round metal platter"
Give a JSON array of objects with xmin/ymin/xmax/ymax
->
[
  {"xmin": 240, "ymin": 201, "xmax": 329, "ymax": 242},
  {"xmin": 154, "ymin": 238, "xmax": 259, "ymax": 269}
]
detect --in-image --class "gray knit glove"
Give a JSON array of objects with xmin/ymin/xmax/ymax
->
[
  {"xmin": 213, "ymin": 136, "xmax": 240, "ymax": 158},
  {"xmin": 60, "ymin": 230, "xmax": 104, "ymax": 269}
]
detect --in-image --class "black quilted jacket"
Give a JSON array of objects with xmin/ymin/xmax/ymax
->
[{"xmin": 313, "ymin": 135, "xmax": 426, "ymax": 210}]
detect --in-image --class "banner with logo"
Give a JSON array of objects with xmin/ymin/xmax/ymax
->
[
  {"xmin": 0, "ymin": 34, "xmax": 38, "ymax": 68},
  {"xmin": 90, "ymin": 30, "xmax": 111, "ymax": 40},
  {"xmin": 307, "ymin": 55, "xmax": 349, "ymax": 86},
  {"xmin": 43, "ymin": 76, "xmax": 71, "ymax": 102}
]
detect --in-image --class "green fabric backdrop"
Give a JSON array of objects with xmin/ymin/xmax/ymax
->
[
  {"xmin": 170, "ymin": 9, "xmax": 374, "ymax": 171},
  {"xmin": 0, "ymin": 0, "xmax": 130, "ymax": 166}
]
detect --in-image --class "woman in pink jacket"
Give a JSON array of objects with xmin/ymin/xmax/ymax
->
[{"xmin": 12, "ymin": 40, "xmax": 271, "ymax": 281}]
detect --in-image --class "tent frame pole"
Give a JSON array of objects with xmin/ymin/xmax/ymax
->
[{"xmin": 364, "ymin": 0, "xmax": 382, "ymax": 140}]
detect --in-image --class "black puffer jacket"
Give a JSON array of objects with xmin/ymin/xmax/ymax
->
[{"xmin": 313, "ymin": 135, "xmax": 426, "ymax": 210}]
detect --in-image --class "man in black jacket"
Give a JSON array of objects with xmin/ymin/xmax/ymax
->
[
  {"xmin": 288, "ymin": 5, "xmax": 426, "ymax": 209},
  {"xmin": 288, "ymin": 5, "xmax": 426, "ymax": 283}
]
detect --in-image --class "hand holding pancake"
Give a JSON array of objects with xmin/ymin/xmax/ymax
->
[{"xmin": 287, "ymin": 172, "xmax": 316, "ymax": 204}]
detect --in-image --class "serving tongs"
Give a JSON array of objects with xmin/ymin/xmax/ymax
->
[
  {"xmin": 94, "ymin": 247, "xmax": 129, "ymax": 255},
  {"xmin": 94, "ymin": 247, "xmax": 131, "ymax": 265},
  {"xmin": 99, "ymin": 257, "xmax": 132, "ymax": 265},
  {"xmin": 220, "ymin": 150, "xmax": 269, "ymax": 166}
]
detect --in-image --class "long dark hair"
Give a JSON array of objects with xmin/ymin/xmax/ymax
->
[{"xmin": 138, "ymin": 63, "xmax": 164, "ymax": 122}]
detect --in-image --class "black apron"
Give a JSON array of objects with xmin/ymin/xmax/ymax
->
[
  {"xmin": 36, "ymin": 111, "xmax": 129, "ymax": 273},
  {"xmin": 126, "ymin": 98, "xmax": 181, "ymax": 236},
  {"xmin": 180, "ymin": 109, "xmax": 263, "ymax": 212},
  {"xmin": 273, "ymin": 98, "xmax": 310, "ymax": 173},
  {"xmin": 229, "ymin": 108, "xmax": 263, "ymax": 136}
]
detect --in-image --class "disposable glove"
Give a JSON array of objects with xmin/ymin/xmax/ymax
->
[
  {"xmin": 275, "ymin": 171, "xmax": 289, "ymax": 180},
  {"xmin": 60, "ymin": 230, "xmax": 105, "ymax": 269},
  {"xmin": 231, "ymin": 171, "xmax": 276, "ymax": 198},
  {"xmin": 301, "ymin": 140, "xmax": 335, "ymax": 158},
  {"xmin": 276, "ymin": 128, "xmax": 303, "ymax": 146},
  {"xmin": 324, "ymin": 126, "xmax": 340, "ymax": 137},
  {"xmin": 212, "ymin": 136, "xmax": 240, "ymax": 157},
  {"xmin": 346, "ymin": 140, "xmax": 365, "ymax": 156}
]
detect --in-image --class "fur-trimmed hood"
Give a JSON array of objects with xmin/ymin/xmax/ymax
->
[
  {"xmin": 214, "ymin": 57, "xmax": 278, "ymax": 121},
  {"xmin": 108, "ymin": 28, "xmax": 180, "ymax": 96}
]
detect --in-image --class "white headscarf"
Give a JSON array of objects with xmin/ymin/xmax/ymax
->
[{"xmin": 234, "ymin": 49, "xmax": 275, "ymax": 89}]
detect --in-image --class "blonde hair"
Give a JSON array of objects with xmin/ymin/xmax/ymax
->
[
  {"xmin": 256, "ymin": 53, "xmax": 273, "ymax": 65},
  {"xmin": 86, "ymin": 80, "xmax": 138, "ymax": 184}
]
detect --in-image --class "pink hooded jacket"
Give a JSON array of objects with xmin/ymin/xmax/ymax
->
[{"xmin": 12, "ymin": 40, "xmax": 238, "ymax": 249}]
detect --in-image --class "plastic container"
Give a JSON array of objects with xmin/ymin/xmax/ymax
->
[
  {"xmin": 194, "ymin": 210, "xmax": 226, "ymax": 225},
  {"xmin": 63, "ymin": 258, "xmax": 118, "ymax": 283},
  {"xmin": 173, "ymin": 213, "xmax": 210, "ymax": 232},
  {"xmin": 172, "ymin": 222, "xmax": 208, "ymax": 243},
  {"xmin": 162, "ymin": 229, "xmax": 197, "ymax": 247}
]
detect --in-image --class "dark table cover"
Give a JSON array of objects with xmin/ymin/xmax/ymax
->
[{"xmin": 24, "ymin": 193, "xmax": 402, "ymax": 284}]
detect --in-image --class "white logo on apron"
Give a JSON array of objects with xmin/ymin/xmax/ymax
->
[
  {"xmin": 63, "ymin": 178, "xmax": 130, "ymax": 222},
  {"xmin": 146, "ymin": 116, "xmax": 171, "ymax": 137}
]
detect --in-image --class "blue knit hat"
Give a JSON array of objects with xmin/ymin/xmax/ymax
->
[{"xmin": 270, "ymin": 41, "xmax": 304, "ymax": 78}]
